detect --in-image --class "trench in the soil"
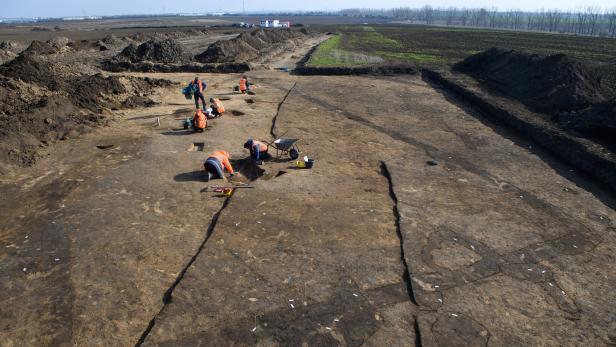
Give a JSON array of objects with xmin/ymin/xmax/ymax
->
[
  {"xmin": 134, "ymin": 195, "xmax": 233, "ymax": 346},
  {"xmin": 380, "ymin": 161, "xmax": 424, "ymax": 346}
]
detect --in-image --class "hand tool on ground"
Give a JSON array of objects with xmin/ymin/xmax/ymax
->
[{"xmin": 201, "ymin": 185, "xmax": 254, "ymax": 193}]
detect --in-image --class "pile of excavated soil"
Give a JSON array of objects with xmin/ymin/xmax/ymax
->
[
  {"xmin": 0, "ymin": 41, "xmax": 19, "ymax": 51},
  {"xmin": 454, "ymin": 48, "xmax": 616, "ymax": 145},
  {"xmin": 102, "ymin": 35, "xmax": 122, "ymax": 45},
  {"xmin": 195, "ymin": 29, "xmax": 306, "ymax": 64},
  {"xmin": 112, "ymin": 38, "xmax": 192, "ymax": 64},
  {"xmin": 19, "ymin": 38, "xmax": 94, "ymax": 56},
  {"xmin": 22, "ymin": 40, "xmax": 59, "ymax": 55},
  {"xmin": 0, "ymin": 52, "xmax": 173, "ymax": 170}
]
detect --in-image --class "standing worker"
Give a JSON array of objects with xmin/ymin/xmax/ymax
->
[
  {"xmin": 243, "ymin": 139, "xmax": 270, "ymax": 163},
  {"xmin": 204, "ymin": 150, "xmax": 234, "ymax": 182},
  {"xmin": 190, "ymin": 77, "xmax": 207, "ymax": 110},
  {"xmin": 239, "ymin": 75, "xmax": 249, "ymax": 94}
]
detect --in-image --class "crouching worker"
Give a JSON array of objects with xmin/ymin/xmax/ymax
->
[
  {"xmin": 193, "ymin": 109, "xmax": 207, "ymax": 132},
  {"xmin": 204, "ymin": 150, "xmax": 234, "ymax": 182},
  {"xmin": 210, "ymin": 98, "xmax": 226, "ymax": 117},
  {"xmin": 244, "ymin": 139, "xmax": 270, "ymax": 163}
]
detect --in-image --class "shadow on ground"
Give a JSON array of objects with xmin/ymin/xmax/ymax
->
[
  {"xmin": 231, "ymin": 157, "xmax": 265, "ymax": 181},
  {"xmin": 174, "ymin": 170, "xmax": 206, "ymax": 182}
]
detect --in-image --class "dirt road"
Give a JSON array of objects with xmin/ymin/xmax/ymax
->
[{"xmin": 1, "ymin": 43, "xmax": 615, "ymax": 346}]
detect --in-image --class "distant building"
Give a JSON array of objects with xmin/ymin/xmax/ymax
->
[
  {"xmin": 62, "ymin": 16, "xmax": 102, "ymax": 21},
  {"xmin": 259, "ymin": 19, "xmax": 291, "ymax": 28}
]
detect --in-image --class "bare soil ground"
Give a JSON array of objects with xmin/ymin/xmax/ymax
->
[{"xmin": 0, "ymin": 24, "xmax": 615, "ymax": 347}]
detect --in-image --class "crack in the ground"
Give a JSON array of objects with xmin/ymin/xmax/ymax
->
[
  {"xmin": 414, "ymin": 319, "xmax": 423, "ymax": 347},
  {"xmin": 134, "ymin": 195, "xmax": 233, "ymax": 347},
  {"xmin": 380, "ymin": 161, "xmax": 418, "ymax": 307},
  {"xmin": 381, "ymin": 161, "xmax": 424, "ymax": 346},
  {"xmin": 270, "ymin": 81, "xmax": 297, "ymax": 139}
]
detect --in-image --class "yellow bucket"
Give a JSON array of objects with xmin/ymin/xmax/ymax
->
[{"xmin": 296, "ymin": 160, "xmax": 306, "ymax": 168}]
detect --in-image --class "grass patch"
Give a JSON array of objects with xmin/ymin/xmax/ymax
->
[
  {"xmin": 377, "ymin": 51, "xmax": 445, "ymax": 64},
  {"xmin": 310, "ymin": 24, "xmax": 616, "ymax": 68},
  {"xmin": 307, "ymin": 35, "xmax": 383, "ymax": 67},
  {"xmin": 324, "ymin": 26, "xmax": 442, "ymax": 67}
]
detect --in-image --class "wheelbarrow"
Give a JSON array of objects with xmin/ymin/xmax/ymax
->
[{"xmin": 269, "ymin": 138, "xmax": 300, "ymax": 160}]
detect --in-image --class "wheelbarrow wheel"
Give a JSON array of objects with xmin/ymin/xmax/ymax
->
[{"xmin": 289, "ymin": 148, "xmax": 299, "ymax": 160}]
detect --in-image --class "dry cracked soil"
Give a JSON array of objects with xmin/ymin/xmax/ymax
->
[{"xmin": 1, "ymin": 40, "xmax": 615, "ymax": 347}]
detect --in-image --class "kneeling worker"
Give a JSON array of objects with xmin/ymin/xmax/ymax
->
[
  {"xmin": 210, "ymin": 98, "xmax": 226, "ymax": 117},
  {"xmin": 193, "ymin": 109, "xmax": 207, "ymax": 132},
  {"xmin": 244, "ymin": 139, "xmax": 270, "ymax": 162},
  {"xmin": 204, "ymin": 150, "xmax": 234, "ymax": 182}
]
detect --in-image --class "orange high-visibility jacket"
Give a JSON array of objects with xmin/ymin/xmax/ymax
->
[
  {"xmin": 191, "ymin": 80, "xmax": 205, "ymax": 93},
  {"xmin": 209, "ymin": 150, "xmax": 234, "ymax": 174},
  {"xmin": 194, "ymin": 109, "xmax": 207, "ymax": 129},
  {"xmin": 212, "ymin": 98, "xmax": 225, "ymax": 113},
  {"xmin": 239, "ymin": 78, "xmax": 247, "ymax": 91}
]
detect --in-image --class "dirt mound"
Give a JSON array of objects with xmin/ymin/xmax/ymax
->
[
  {"xmin": 101, "ymin": 60, "xmax": 251, "ymax": 73},
  {"xmin": 0, "ymin": 52, "xmax": 174, "ymax": 170},
  {"xmin": 31, "ymin": 26, "xmax": 52, "ymax": 32},
  {"xmin": 102, "ymin": 35, "xmax": 121, "ymax": 45},
  {"xmin": 0, "ymin": 53, "xmax": 60, "ymax": 86},
  {"xmin": 0, "ymin": 41, "xmax": 18, "ymax": 51},
  {"xmin": 22, "ymin": 40, "xmax": 58, "ymax": 55},
  {"xmin": 113, "ymin": 38, "xmax": 191, "ymax": 64},
  {"xmin": 195, "ymin": 29, "xmax": 305, "ymax": 64},
  {"xmin": 1, "ymin": 54, "xmax": 169, "ymax": 112},
  {"xmin": 454, "ymin": 48, "xmax": 616, "ymax": 144},
  {"xmin": 48, "ymin": 36, "xmax": 72, "ymax": 50},
  {"xmin": 122, "ymin": 95, "xmax": 156, "ymax": 108}
]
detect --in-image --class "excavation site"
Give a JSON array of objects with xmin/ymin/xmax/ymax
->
[{"xmin": 1, "ymin": 9, "xmax": 615, "ymax": 347}]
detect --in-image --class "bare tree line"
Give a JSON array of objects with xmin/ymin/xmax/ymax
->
[{"xmin": 339, "ymin": 6, "xmax": 616, "ymax": 38}]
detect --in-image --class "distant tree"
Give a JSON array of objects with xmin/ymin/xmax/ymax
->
[
  {"xmin": 445, "ymin": 7, "xmax": 457, "ymax": 25},
  {"xmin": 586, "ymin": 7, "xmax": 601, "ymax": 35},
  {"xmin": 336, "ymin": 5, "xmax": 615, "ymax": 37},
  {"xmin": 609, "ymin": 10, "xmax": 616, "ymax": 37},
  {"xmin": 460, "ymin": 8, "xmax": 470, "ymax": 26},
  {"xmin": 512, "ymin": 11, "xmax": 524, "ymax": 30},
  {"xmin": 421, "ymin": 5, "xmax": 434, "ymax": 24}
]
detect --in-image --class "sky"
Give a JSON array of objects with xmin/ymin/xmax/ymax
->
[{"xmin": 1, "ymin": 0, "xmax": 614, "ymax": 18}]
